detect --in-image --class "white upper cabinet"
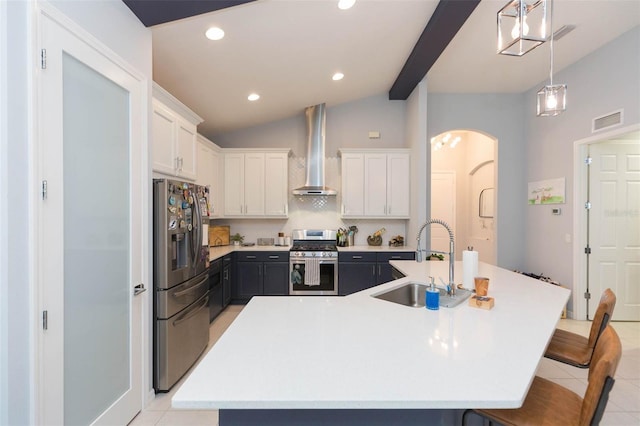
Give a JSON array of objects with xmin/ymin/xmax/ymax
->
[
  {"xmin": 223, "ymin": 149, "xmax": 289, "ymax": 218},
  {"xmin": 151, "ymin": 83, "xmax": 203, "ymax": 181},
  {"xmin": 340, "ymin": 149, "xmax": 410, "ymax": 219},
  {"xmin": 340, "ymin": 152, "xmax": 365, "ymax": 217},
  {"xmin": 196, "ymin": 134, "xmax": 222, "ymax": 218},
  {"xmin": 264, "ymin": 152, "xmax": 289, "ymax": 216}
]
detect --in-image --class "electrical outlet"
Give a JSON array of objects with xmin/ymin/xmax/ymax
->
[{"xmin": 552, "ymin": 208, "xmax": 561, "ymax": 215}]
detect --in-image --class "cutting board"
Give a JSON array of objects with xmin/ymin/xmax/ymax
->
[{"xmin": 209, "ymin": 225, "xmax": 230, "ymax": 246}]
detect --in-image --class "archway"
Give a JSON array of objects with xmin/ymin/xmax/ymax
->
[{"xmin": 430, "ymin": 130, "xmax": 497, "ymax": 264}]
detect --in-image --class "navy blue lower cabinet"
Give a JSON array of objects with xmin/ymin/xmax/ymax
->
[
  {"xmin": 263, "ymin": 262, "xmax": 289, "ymax": 295},
  {"xmin": 376, "ymin": 252, "xmax": 415, "ymax": 284},
  {"xmin": 338, "ymin": 252, "xmax": 377, "ymax": 296},
  {"xmin": 236, "ymin": 261, "xmax": 262, "ymax": 301},
  {"xmin": 234, "ymin": 251, "xmax": 290, "ymax": 301},
  {"xmin": 222, "ymin": 254, "xmax": 233, "ymax": 307}
]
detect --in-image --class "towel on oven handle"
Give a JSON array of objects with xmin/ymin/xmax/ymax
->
[{"xmin": 304, "ymin": 258, "xmax": 321, "ymax": 286}]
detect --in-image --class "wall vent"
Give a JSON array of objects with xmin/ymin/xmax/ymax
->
[{"xmin": 592, "ymin": 109, "xmax": 623, "ymax": 133}]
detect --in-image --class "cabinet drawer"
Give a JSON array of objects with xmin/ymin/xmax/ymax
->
[
  {"xmin": 338, "ymin": 252, "xmax": 376, "ymax": 262},
  {"xmin": 377, "ymin": 252, "xmax": 415, "ymax": 262},
  {"xmin": 236, "ymin": 251, "xmax": 289, "ymax": 262}
]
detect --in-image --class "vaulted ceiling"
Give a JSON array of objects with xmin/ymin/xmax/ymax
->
[{"xmin": 123, "ymin": 0, "xmax": 640, "ymax": 138}]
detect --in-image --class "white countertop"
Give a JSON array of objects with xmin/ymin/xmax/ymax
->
[
  {"xmin": 172, "ymin": 261, "xmax": 570, "ymax": 410},
  {"xmin": 209, "ymin": 244, "xmax": 413, "ymax": 261},
  {"xmin": 337, "ymin": 245, "xmax": 414, "ymax": 252},
  {"xmin": 209, "ymin": 244, "xmax": 290, "ymax": 260}
]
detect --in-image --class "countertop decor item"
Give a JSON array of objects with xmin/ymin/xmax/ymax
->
[
  {"xmin": 388, "ymin": 235, "xmax": 404, "ymax": 247},
  {"xmin": 209, "ymin": 225, "xmax": 230, "ymax": 247},
  {"xmin": 367, "ymin": 235, "xmax": 382, "ymax": 246},
  {"xmin": 367, "ymin": 228, "xmax": 385, "ymax": 246},
  {"xmin": 257, "ymin": 237, "xmax": 275, "ymax": 246},
  {"xmin": 230, "ymin": 233, "xmax": 244, "ymax": 246}
]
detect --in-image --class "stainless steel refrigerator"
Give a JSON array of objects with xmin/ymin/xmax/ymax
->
[{"xmin": 153, "ymin": 179, "xmax": 210, "ymax": 392}]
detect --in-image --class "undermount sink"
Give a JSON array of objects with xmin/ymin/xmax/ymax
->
[{"xmin": 372, "ymin": 282, "xmax": 473, "ymax": 308}]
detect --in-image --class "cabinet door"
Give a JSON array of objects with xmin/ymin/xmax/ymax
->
[
  {"xmin": 263, "ymin": 262, "xmax": 289, "ymax": 295},
  {"xmin": 341, "ymin": 153, "xmax": 364, "ymax": 217},
  {"xmin": 151, "ymin": 101, "xmax": 177, "ymax": 176},
  {"xmin": 236, "ymin": 261, "xmax": 262, "ymax": 300},
  {"xmin": 222, "ymin": 264, "xmax": 231, "ymax": 307},
  {"xmin": 376, "ymin": 252, "xmax": 415, "ymax": 284},
  {"xmin": 364, "ymin": 153, "xmax": 388, "ymax": 216},
  {"xmin": 264, "ymin": 153, "xmax": 288, "ymax": 217},
  {"xmin": 175, "ymin": 118, "xmax": 197, "ymax": 180},
  {"xmin": 244, "ymin": 152, "xmax": 265, "ymax": 216},
  {"xmin": 338, "ymin": 262, "xmax": 377, "ymax": 295},
  {"xmin": 224, "ymin": 153, "xmax": 245, "ymax": 216},
  {"xmin": 386, "ymin": 153, "xmax": 410, "ymax": 217},
  {"xmin": 196, "ymin": 141, "xmax": 213, "ymax": 188},
  {"xmin": 209, "ymin": 150, "xmax": 221, "ymax": 218}
]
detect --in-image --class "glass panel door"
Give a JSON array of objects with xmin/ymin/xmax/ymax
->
[{"xmin": 62, "ymin": 53, "xmax": 130, "ymax": 426}]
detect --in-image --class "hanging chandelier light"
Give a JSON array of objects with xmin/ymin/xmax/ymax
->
[
  {"xmin": 536, "ymin": 0, "xmax": 567, "ymax": 116},
  {"xmin": 497, "ymin": 0, "xmax": 549, "ymax": 56}
]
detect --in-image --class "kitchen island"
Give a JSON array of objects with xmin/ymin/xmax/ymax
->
[{"xmin": 172, "ymin": 260, "xmax": 570, "ymax": 425}]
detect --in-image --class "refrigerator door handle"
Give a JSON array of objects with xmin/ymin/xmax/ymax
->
[
  {"xmin": 192, "ymin": 189, "xmax": 203, "ymax": 271},
  {"xmin": 172, "ymin": 275, "xmax": 208, "ymax": 298},
  {"xmin": 172, "ymin": 294, "xmax": 209, "ymax": 327}
]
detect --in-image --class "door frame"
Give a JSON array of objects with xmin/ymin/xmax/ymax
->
[
  {"xmin": 32, "ymin": 2, "xmax": 150, "ymax": 423},
  {"xmin": 572, "ymin": 122, "xmax": 640, "ymax": 320}
]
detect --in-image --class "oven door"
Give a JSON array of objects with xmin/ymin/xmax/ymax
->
[{"xmin": 289, "ymin": 258, "xmax": 338, "ymax": 295}]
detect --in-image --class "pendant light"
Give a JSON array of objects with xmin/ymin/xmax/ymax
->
[
  {"xmin": 536, "ymin": 0, "xmax": 567, "ymax": 116},
  {"xmin": 497, "ymin": 0, "xmax": 549, "ymax": 56}
]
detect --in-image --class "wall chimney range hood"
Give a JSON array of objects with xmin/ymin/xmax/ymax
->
[{"xmin": 292, "ymin": 103, "xmax": 337, "ymax": 196}]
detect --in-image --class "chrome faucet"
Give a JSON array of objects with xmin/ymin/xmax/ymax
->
[{"xmin": 416, "ymin": 219, "xmax": 456, "ymax": 296}]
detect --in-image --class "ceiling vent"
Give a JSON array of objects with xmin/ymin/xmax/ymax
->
[{"xmin": 592, "ymin": 109, "xmax": 623, "ymax": 133}]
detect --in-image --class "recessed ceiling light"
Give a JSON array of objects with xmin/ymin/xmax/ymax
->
[
  {"xmin": 338, "ymin": 0, "xmax": 356, "ymax": 10},
  {"xmin": 332, "ymin": 72, "xmax": 344, "ymax": 81},
  {"xmin": 247, "ymin": 93, "xmax": 260, "ymax": 101},
  {"xmin": 205, "ymin": 27, "xmax": 225, "ymax": 41}
]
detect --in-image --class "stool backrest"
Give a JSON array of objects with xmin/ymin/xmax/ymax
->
[
  {"xmin": 587, "ymin": 289, "xmax": 616, "ymax": 349},
  {"xmin": 579, "ymin": 325, "xmax": 622, "ymax": 426}
]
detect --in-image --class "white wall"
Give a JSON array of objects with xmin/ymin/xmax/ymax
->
[
  {"xmin": 2, "ymin": 1, "xmax": 151, "ymax": 423},
  {"xmin": 405, "ymin": 80, "xmax": 429, "ymax": 250},
  {"xmin": 213, "ymin": 93, "xmax": 407, "ymax": 156},
  {"xmin": 426, "ymin": 93, "xmax": 527, "ymax": 270},
  {"xmin": 4, "ymin": 1, "xmax": 33, "ymax": 423},
  {"xmin": 1, "ymin": 1, "xmax": 9, "ymax": 423},
  {"xmin": 524, "ymin": 26, "xmax": 640, "ymax": 314}
]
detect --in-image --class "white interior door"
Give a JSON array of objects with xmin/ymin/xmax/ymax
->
[
  {"xmin": 38, "ymin": 11, "xmax": 145, "ymax": 425},
  {"xmin": 431, "ymin": 171, "xmax": 456, "ymax": 255},
  {"xmin": 588, "ymin": 139, "xmax": 640, "ymax": 321}
]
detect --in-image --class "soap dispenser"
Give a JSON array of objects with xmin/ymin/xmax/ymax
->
[{"xmin": 426, "ymin": 276, "xmax": 440, "ymax": 310}]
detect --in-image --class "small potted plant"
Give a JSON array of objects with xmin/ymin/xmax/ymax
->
[
  {"xmin": 428, "ymin": 253, "xmax": 444, "ymax": 261},
  {"xmin": 230, "ymin": 233, "xmax": 244, "ymax": 246}
]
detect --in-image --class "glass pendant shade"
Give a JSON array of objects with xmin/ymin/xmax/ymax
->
[
  {"xmin": 498, "ymin": 0, "xmax": 549, "ymax": 56},
  {"xmin": 537, "ymin": 84, "xmax": 567, "ymax": 116}
]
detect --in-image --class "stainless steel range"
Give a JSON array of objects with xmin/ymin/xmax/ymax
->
[{"xmin": 289, "ymin": 229, "xmax": 338, "ymax": 295}]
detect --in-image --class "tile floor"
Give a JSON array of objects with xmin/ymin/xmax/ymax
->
[{"xmin": 130, "ymin": 307, "xmax": 640, "ymax": 426}]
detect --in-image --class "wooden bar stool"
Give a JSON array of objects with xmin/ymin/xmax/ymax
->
[
  {"xmin": 545, "ymin": 288, "xmax": 616, "ymax": 368},
  {"xmin": 463, "ymin": 325, "xmax": 622, "ymax": 426}
]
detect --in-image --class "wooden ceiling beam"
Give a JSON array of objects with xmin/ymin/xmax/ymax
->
[
  {"xmin": 123, "ymin": 0, "xmax": 257, "ymax": 27},
  {"xmin": 388, "ymin": 0, "xmax": 481, "ymax": 100}
]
